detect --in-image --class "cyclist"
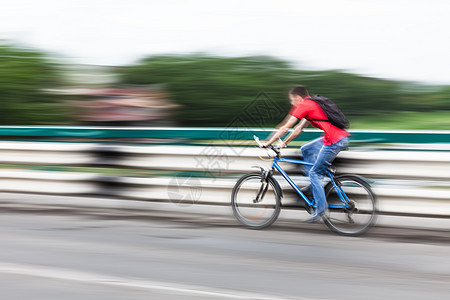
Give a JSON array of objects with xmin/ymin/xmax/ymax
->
[{"xmin": 262, "ymin": 86, "xmax": 350, "ymax": 220}]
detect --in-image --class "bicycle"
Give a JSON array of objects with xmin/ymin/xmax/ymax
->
[{"xmin": 231, "ymin": 135, "xmax": 377, "ymax": 236}]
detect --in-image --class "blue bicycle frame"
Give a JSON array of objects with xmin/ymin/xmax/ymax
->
[{"xmin": 271, "ymin": 156, "xmax": 350, "ymax": 209}]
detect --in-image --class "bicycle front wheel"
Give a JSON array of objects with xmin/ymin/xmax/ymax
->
[
  {"xmin": 231, "ymin": 172, "xmax": 281, "ymax": 229},
  {"xmin": 324, "ymin": 175, "xmax": 377, "ymax": 236}
]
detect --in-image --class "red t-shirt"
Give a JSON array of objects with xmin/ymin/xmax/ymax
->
[{"xmin": 289, "ymin": 98, "xmax": 350, "ymax": 145}]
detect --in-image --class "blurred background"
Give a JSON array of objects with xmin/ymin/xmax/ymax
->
[
  {"xmin": 0, "ymin": 0, "xmax": 449, "ymax": 129},
  {"xmin": 0, "ymin": 1, "xmax": 449, "ymax": 300}
]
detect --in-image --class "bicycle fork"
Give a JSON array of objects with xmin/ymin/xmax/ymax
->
[{"xmin": 252, "ymin": 167, "xmax": 272, "ymax": 204}]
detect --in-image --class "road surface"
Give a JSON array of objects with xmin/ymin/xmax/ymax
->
[{"xmin": 0, "ymin": 204, "xmax": 449, "ymax": 300}]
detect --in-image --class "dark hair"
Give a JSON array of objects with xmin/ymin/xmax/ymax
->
[{"xmin": 289, "ymin": 85, "xmax": 309, "ymax": 97}]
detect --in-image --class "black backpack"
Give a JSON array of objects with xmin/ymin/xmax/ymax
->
[{"xmin": 307, "ymin": 95, "xmax": 349, "ymax": 129}]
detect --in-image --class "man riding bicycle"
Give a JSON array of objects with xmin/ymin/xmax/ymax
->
[{"xmin": 262, "ymin": 86, "xmax": 350, "ymax": 220}]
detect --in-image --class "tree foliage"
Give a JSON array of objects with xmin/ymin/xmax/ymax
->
[
  {"xmin": 0, "ymin": 42, "xmax": 67, "ymax": 125},
  {"xmin": 120, "ymin": 54, "xmax": 448, "ymax": 127},
  {"xmin": 2, "ymin": 48, "xmax": 448, "ymax": 127}
]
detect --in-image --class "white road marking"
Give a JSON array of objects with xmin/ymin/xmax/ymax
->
[{"xmin": 0, "ymin": 262, "xmax": 319, "ymax": 300}]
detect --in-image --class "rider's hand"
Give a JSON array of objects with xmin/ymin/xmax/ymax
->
[
  {"xmin": 276, "ymin": 141, "xmax": 286, "ymax": 148},
  {"xmin": 261, "ymin": 142, "xmax": 270, "ymax": 148}
]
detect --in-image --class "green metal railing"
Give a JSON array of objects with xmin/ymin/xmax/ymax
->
[{"xmin": 0, "ymin": 126, "xmax": 450, "ymax": 143}]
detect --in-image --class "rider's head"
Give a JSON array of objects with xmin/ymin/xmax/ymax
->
[{"xmin": 289, "ymin": 85, "xmax": 309, "ymax": 106}]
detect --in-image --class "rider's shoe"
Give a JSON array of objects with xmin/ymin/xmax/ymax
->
[
  {"xmin": 306, "ymin": 213, "xmax": 321, "ymax": 223},
  {"xmin": 306, "ymin": 208, "xmax": 329, "ymax": 223}
]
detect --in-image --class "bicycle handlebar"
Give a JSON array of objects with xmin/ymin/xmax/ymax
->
[{"xmin": 253, "ymin": 135, "xmax": 281, "ymax": 157}]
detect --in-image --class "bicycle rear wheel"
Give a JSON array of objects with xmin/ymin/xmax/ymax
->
[
  {"xmin": 324, "ymin": 175, "xmax": 377, "ymax": 236},
  {"xmin": 231, "ymin": 172, "xmax": 281, "ymax": 229}
]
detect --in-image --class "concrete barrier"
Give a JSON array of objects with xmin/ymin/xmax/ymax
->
[{"xmin": 1, "ymin": 141, "xmax": 450, "ymax": 218}]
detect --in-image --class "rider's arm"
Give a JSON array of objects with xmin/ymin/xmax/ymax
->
[
  {"xmin": 264, "ymin": 114, "xmax": 291, "ymax": 142},
  {"xmin": 263, "ymin": 115, "xmax": 298, "ymax": 147},
  {"xmin": 280, "ymin": 118, "xmax": 309, "ymax": 147}
]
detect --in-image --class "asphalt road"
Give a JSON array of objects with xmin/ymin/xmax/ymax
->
[{"xmin": 0, "ymin": 206, "xmax": 449, "ymax": 300}]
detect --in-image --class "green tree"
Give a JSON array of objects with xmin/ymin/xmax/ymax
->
[
  {"xmin": 120, "ymin": 54, "xmax": 449, "ymax": 127},
  {"xmin": 0, "ymin": 42, "xmax": 68, "ymax": 125},
  {"xmin": 121, "ymin": 55, "xmax": 299, "ymax": 126}
]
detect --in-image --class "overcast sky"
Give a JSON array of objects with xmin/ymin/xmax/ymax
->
[{"xmin": 1, "ymin": 0, "xmax": 449, "ymax": 84}]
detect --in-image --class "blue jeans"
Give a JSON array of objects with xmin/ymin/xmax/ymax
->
[{"xmin": 301, "ymin": 137, "xmax": 349, "ymax": 215}]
